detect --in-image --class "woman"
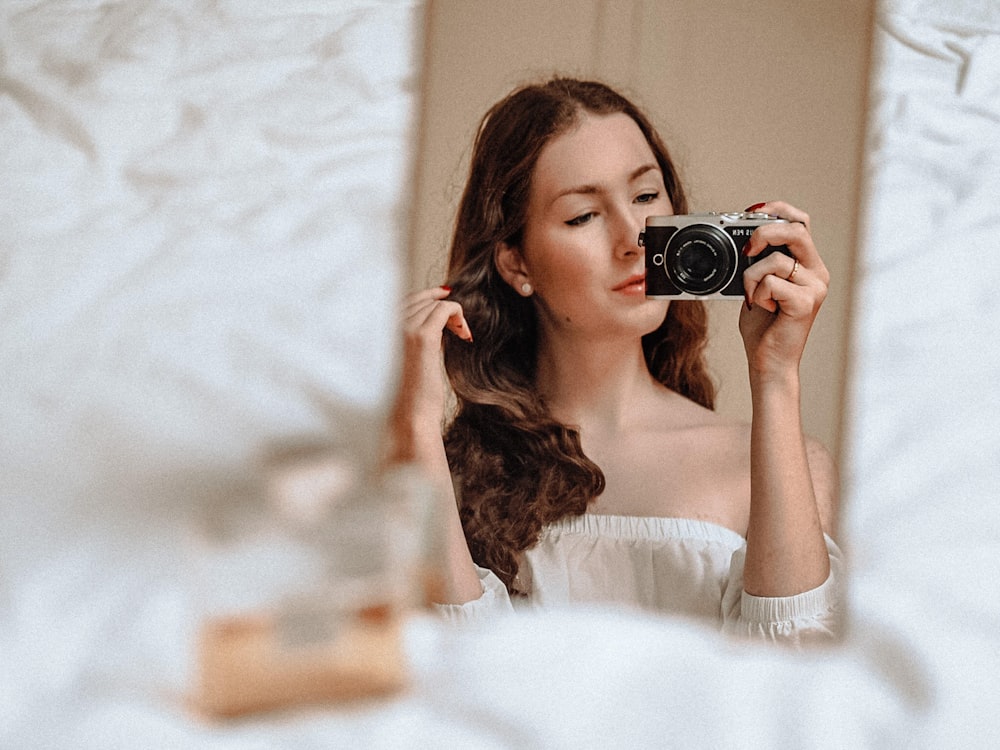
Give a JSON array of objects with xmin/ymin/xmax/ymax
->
[{"xmin": 390, "ymin": 77, "xmax": 841, "ymax": 642}]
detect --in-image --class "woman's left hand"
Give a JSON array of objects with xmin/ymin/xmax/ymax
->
[{"xmin": 739, "ymin": 201, "xmax": 829, "ymax": 380}]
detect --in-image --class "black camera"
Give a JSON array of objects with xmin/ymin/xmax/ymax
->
[{"xmin": 641, "ymin": 212, "xmax": 790, "ymax": 299}]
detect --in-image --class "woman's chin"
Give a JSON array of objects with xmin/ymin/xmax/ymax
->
[{"xmin": 639, "ymin": 298, "xmax": 671, "ymax": 334}]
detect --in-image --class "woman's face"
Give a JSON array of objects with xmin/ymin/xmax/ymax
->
[{"xmin": 517, "ymin": 111, "xmax": 673, "ymax": 343}]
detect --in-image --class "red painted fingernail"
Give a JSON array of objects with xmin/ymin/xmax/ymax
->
[
  {"xmin": 441, "ymin": 285, "xmax": 452, "ymax": 292},
  {"xmin": 741, "ymin": 240, "xmax": 752, "ymax": 256},
  {"xmin": 745, "ymin": 203, "xmax": 766, "ymax": 212}
]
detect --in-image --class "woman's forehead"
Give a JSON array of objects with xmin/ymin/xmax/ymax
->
[{"xmin": 531, "ymin": 112, "xmax": 660, "ymax": 201}]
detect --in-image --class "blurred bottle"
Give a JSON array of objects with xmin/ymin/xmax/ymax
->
[{"xmin": 193, "ymin": 445, "xmax": 443, "ymax": 718}]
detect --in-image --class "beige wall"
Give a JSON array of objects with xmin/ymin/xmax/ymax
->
[{"xmin": 409, "ymin": 0, "xmax": 874, "ymax": 458}]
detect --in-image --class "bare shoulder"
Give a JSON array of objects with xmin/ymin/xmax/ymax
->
[
  {"xmin": 804, "ymin": 435, "xmax": 840, "ymax": 537},
  {"xmin": 649, "ymin": 387, "xmax": 840, "ymax": 538}
]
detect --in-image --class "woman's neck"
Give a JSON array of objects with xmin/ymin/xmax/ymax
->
[{"xmin": 534, "ymin": 332, "xmax": 657, "ymax": 434}]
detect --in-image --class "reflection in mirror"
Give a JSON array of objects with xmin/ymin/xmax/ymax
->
[
  {"xmin": 402, "ymin": 0, "xmax": 874, "ymax": 632},
  {"xmin": 413, "ymin": 0, "xmax": 873, "ymax": 457}
]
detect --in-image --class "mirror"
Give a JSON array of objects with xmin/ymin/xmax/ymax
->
[{"xmin": 409, "ymin": 0, "xmax": 875, "ymax": 461}]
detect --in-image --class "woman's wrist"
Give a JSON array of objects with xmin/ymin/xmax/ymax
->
[{"xmin": 748, "ymin": 365, "xmax": 801, "ymax": 397}]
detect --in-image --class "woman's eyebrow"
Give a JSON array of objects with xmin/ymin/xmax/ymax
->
[
  {"xmin": 550, "ymin": 163, "xmax": 661, "ymax": 204},
  {"xmin": 628, "ymin": 163, "xmax": 660, "ymax": 182}
]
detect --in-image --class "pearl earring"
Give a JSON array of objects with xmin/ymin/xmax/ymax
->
[{"xmin": 520, "ymin": 282, "xmax": 533, "ymax": 296}]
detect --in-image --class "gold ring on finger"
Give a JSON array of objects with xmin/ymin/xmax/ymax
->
[{"xmin": 786, "ymin": 258, "xmax": 800, "ymax": 282}]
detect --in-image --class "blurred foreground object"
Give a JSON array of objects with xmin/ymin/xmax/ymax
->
[{"xmin": 193, "ymin": 457, "xmax": 442, "ymax": 718}]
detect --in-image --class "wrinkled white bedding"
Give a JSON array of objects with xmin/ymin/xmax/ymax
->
[
  {"xmin": 1, "ymin": 0, "xmax": 423, "ymax": 745},
  {"xmin": 2, "ymin": 0, "xmax": 1000, "ymax": 747}
]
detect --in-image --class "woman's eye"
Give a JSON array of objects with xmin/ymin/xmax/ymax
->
[
  {"xmin": 566, "ymin": 212, "xmax": 595, "ymax": 226},
  {"xmin": 635, "ymin": 191, "xmax": 659, "ymax": 204}
]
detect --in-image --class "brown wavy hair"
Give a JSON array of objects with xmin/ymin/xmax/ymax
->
[{"xmin": 441, "ymin": 78, "xmax": 714, "ymax": 592}]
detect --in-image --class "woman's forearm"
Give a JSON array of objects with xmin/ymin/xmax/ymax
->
[
  {"xmin": 742, "ymin": 372, "xmax": 830, "ymax": 597},
  {"xmin": 389, "ymin": 418, "xmax": 483, "ymax": 605}
]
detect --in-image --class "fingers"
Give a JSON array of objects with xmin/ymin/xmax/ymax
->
[
  {"xmin": 741, "ymin": 202, "xmax": 828, "ymax": 314},
  {"xmin": 743, "ymin": 201, "xmax": 818, "ymax": 268},
  {"xmin": 745, "ymin": 201, "xmax": 810, "ymax": 232},
  {"xmin": 743, "ymin": 219, "xmax": 825, "ymax": 276},
  {"xmin": 743, "ymin": 266, "xmax": 823, "ymax": 316},
  {"xmin": 404, "ymin": 286, "xmax": 473, "ymax": 343},
  {"xmin": 743, "ymin": 250, "xmax": 828, "ymax": 315},
  {"xmin": 745, "ymin": 251, "xmax": 802, "ymax": 289}
]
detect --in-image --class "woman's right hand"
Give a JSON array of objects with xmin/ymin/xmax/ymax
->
[
  {"xmin": 388, "ymin": 286, "xmax": 484, "ymax": 605},
  {"xmin": 388, "ymin": 286, "xmax": 473, "ymax": 462}
]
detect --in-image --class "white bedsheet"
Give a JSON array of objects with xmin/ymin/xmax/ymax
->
[
  {"xmin": 2, "ymin": 0, "xmax": 1000, "ymax": 747},
  {"xmin": 1, "ymin": 0, "xmax": 424, "ymax": 745}
]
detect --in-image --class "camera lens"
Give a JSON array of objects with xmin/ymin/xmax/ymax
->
[{"xmin": 664, "ymin": 224, "xmax": 736, "ymax": 295}]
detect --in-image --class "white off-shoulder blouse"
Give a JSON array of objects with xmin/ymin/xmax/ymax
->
[{"xmin": 437, "ymin": 513, "xmax": 844, "ymax": 644}]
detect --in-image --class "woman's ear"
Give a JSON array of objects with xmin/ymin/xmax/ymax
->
[{"xmin": 495, "ymin": 242, "xmax": 534, "ymax": 297}]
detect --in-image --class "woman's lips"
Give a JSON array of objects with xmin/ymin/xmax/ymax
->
[{"xmin": 613, "ymin": 273, "xmax": 646, "ymax": 294}]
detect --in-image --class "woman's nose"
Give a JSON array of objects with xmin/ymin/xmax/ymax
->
[{"xmin": 613, "ymin": 209, "xmax": 643, "ymax": 258}]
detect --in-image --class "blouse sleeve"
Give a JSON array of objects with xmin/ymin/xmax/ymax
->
[
  {"xmin": 432, "ymin": 565, "xmax": 515, "ymax": 624},
  {"xmin": 720, "ymin": 534, "xmax": 845, "ymax": 645}
]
